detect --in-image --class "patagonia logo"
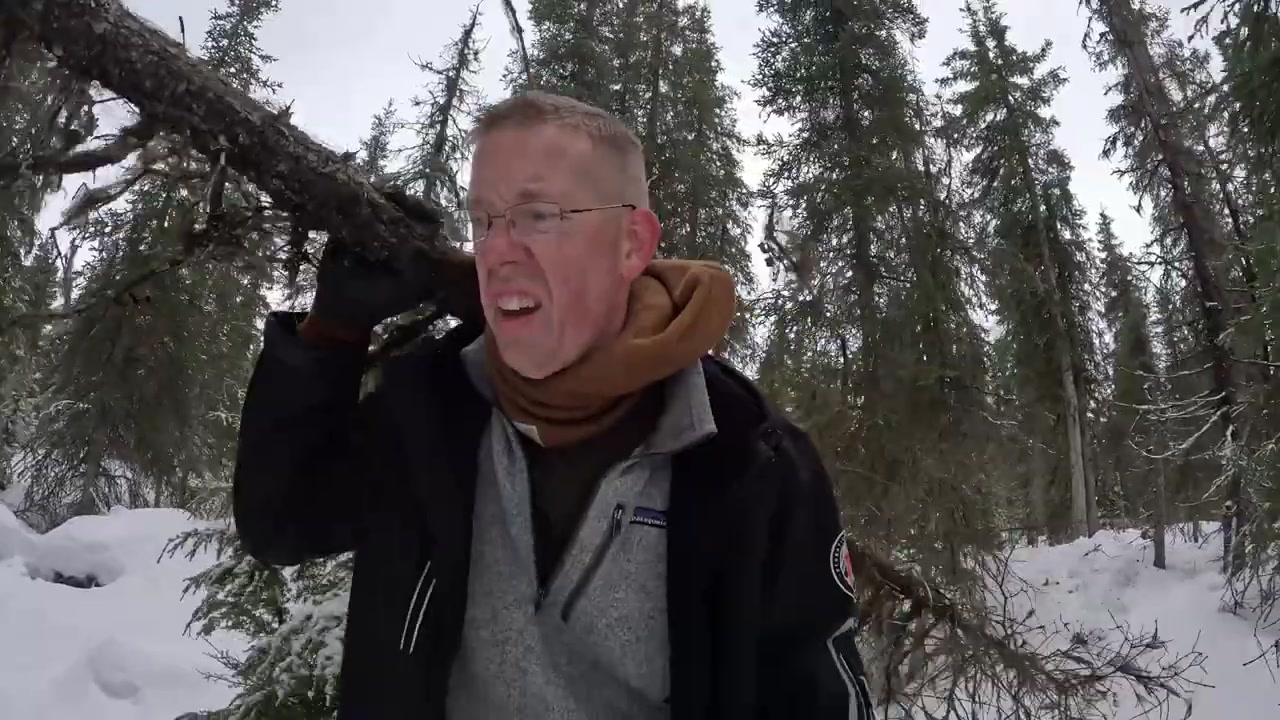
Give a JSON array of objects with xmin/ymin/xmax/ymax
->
[{"xmin": 630, "ymin": 506, "xmax": 667, "ymax": 529}]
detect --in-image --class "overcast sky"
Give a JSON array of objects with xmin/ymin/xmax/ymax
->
[{"xmin": 109, "ymin": 0, "xmax": 1201, "ymax": 265}]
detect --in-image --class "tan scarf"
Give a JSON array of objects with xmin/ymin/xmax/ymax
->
[{"xmin": 484, "ymin": 259, "xmax": 737, "ymax": 447}]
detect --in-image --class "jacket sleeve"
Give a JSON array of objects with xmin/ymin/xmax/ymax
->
[
  {"xmin": 758, "ymin": 423, "xmax": 876, "ymax": 720},
  {"xmin": 232, "ymin": 311, "xmax": 388, "ymax": 567}
]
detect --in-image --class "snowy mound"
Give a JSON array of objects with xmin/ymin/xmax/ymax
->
[{"xmin": 0, "ymin": 505, "xmax": 244, "ymax": 720}]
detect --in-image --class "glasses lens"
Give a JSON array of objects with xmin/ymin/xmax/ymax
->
[{"xmin": 511, "ymin": 202, "xmax": 561, "ymax": 237}]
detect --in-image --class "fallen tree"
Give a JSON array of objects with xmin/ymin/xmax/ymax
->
[{"xmin": 1, "ymin": 0, "xmax": 480, "ymax": 323}]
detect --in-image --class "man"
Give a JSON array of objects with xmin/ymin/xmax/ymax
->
[{"xmin": 233, "ymin": 91, "xmax": 874, "ymax": 719}]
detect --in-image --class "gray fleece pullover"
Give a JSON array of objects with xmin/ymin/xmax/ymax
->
[{"xmin": 445, "ymin": 337, "xmax": 717, "ymax": 720}]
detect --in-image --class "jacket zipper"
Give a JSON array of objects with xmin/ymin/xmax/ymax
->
[
  {"xmin": 536, "ymin": 459, "xmax": 631, "ymax": 611},
  {"xmin": 560, "ymin": 503, "xmax": 625, "ymax": 622},
  {"xmin": 536, "ymin": 486, "xmax": 608, "ymax": 611}
]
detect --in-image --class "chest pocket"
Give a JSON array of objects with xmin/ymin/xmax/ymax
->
[{"xmin": 556, "ymin": 464, "xmax": 672, "ymax": 706}]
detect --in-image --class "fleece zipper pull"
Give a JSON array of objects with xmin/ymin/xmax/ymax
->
[{"xmin": 561, "ymin": 503, "xmax": 625, "ymax": 622}]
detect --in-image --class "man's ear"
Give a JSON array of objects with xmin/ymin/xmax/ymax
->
[{"xmin": 621, "ymin": 208, "xmax": 661, "ymax": 278}]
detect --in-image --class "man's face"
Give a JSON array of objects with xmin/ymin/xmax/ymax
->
[{"xmin": 468, "ymin": 124, "xmax": 655, "ymax": 379}]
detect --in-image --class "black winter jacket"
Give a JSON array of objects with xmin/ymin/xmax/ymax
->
[{"xmin": 233, "ymin": 312, "xmax": 875, "ymax": 719}]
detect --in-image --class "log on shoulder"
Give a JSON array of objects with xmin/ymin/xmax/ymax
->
[{"xmin": 2, "ymin": 0, "xmax": 480, "ymax": 322}]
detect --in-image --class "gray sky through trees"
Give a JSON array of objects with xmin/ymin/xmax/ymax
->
[{"xmin": 63, "ymin": 0, "xmax": 1197, "ymax": 271}]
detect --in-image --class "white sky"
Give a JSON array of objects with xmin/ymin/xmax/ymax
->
[{"xmin": 95, "ymin": 0, "xmax": 1201, "ymax": 268}]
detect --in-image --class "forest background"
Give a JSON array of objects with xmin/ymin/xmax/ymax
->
[{"xmin": 2, "ymin": 0, "xmax": 1279, "ymax": 717}]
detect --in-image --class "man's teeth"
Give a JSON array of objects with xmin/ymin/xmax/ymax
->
[{"xmin": 498, "ymin": 296, "xmax": 539, "ymax": 312}]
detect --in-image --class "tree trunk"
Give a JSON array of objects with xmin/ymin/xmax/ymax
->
[
  {"xmin": 423, "ymin": 6, "xmax": 479, "ymax": 207},
  {"xmin": 1025, "ymin": 172, "xmax": 1090, "ymax": 540},
  {"xmin": 59, "ymin": 234, "xmax": 79, "ymax": 309},
  {"xmin": 1099, "ymin": 0, "xmax": 1247, "ymax": 575},
  {"xmin": 1146, "ymin": 383, "xmax": 1169, "ymax": 568},
  {"xmin": 685, "ymin": 114, "xmax": 704, "ymax": 255},
  {"xmin": 3, "ymin": 0, "xmax": 480, "ymax": 324},
  {"xmin": 1153, "ymin": 453, "xmax": 1168, "ymax": 569},
  {"xmin": 833, "ymin": 13, "xmax": 879, "ymax": 383},
  {"xmin": 1079, "ymin": 378, "xmax": 1100, "ymax": 536},
  {"xmin": 1030, "ymin": 441, "xmax": 1050, "ymax": 545},
  {"xmin": 72, "ymin": 431, "xmax": 104, "ymax": 517},
  {"xmin": 988, "ymin": 47, "xmax": 1091, "ymax": 539}
]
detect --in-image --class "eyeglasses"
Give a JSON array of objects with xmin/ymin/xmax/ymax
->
[{"xmin": 467, "ymin": 201, "xmax": 636, "ymax": 243}]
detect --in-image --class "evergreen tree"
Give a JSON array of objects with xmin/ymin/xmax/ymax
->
[
  {"xmin": 396, "ymin": 3, "xmax": 485, "ymax": 236},
  {"xmin": 1082, "ymin": 0, "xmax": 1255, "ymax": 577},
  {"xmin": 1095, "ymin": 211, "xmax": 1160, "ymax": 526},
  {"xmin": 1184, "ymin": 0, "xmax": 1280, "ymax": 611},
  {"xmin": 657, "ymin": 2, "xmax": 754, "ymax": 353},
  {"xmin": 510, "ymin": 0, "xmax": 755, "ymax": 357},
  {"xmin": 517, "ymin": 0, "xmax": 617, "ymax": 105},
  {"xmin": 357, "ymin": 100, "xmax": 397, "ymax": 178},
  {"xmin": 1187, "ymin": 0, "xmax": 1280, "ymax": 165},
  {"xmin": 941, "ymin": 0, "xmax": 1102, "ymax": 541},
  {"xmin": 750, "ymin": 0, "xmax": 1022, "ymax": 705},
  {"xmin": 13, "ymin": 0, "xmax": 280, "ymax": 524},
  {"xmin": 167, "ymin": 12, "xmax": 492, "ymax": 716},
  {"xmin": 0, "ymin": 40, "xmax": 87, "ymax": 496},
  {"xmin": 164, "ymin": 524, "xmax": 350, "ymax": 719}
]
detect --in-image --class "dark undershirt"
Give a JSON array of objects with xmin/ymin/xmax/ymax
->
[{"xmin": 520, "ymin": 384, "xmax": 666, "ymax": 590}]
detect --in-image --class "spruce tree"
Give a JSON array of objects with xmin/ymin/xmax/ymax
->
[
  {"xmin": 510, "ymin": 0, "xmax": 755, "ymax": 357},
  {"xmin": 357, "ymin": 100, "xmax": 397, "ymax": 178},
  {"xmin": 518, "ymin": 0, "xmax": 617, "ymax": 105},
  {"xmin": 168, "ymin": 13, "xmax": 491, "ymax": 715},
  {"xmin": 658, "ymin": 2, "xmax": 754, "ymax": 353},
  {"xmin": 1082, "ymin": 0, "xmax": 1255, "ymax": 578},
  {"xmin": 941, "ymin": 0, "xmax": 1102, "ymax": 541},
  {"xmin": 1187, "ymin": 0, "xmax": 1280, "ymax": 164},
  {"xmin": 1095, "ymin": 211, "xmax": 1161, "ymax": 529},
  {"xmin": 396, "ymin": 3, "xmax": 485, "ymax": 235},
  {"xmin": 1183, "ymin": 0, "xmax": 1280, "ymax": 608},
  {"xmin": 0, "ymin": 39, "xmax": 87, "ymax": 498},
  {"xmin": 14, "ymin": 0, "xmax": 280, "ymax": 523},
  {"xmin": 750, "ymin": 0, "xmax": 1016, "ymax": 704}
]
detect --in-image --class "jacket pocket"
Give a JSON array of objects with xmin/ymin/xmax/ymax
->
[{"xmin": 561, "ymin": 503, "xmax": 625, "ymax": 622}]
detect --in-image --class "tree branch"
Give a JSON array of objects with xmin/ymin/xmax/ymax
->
[
  {"xmin": 0, "ymin": 117, "xmax": 155, "ymax": 180},
  {"xmin": 2, "ymin": 244, "xmax": 205, "ymax": 332},
  {"xmin": 3, "ymin": 0, "xmax": 481, "ymax": 323}
]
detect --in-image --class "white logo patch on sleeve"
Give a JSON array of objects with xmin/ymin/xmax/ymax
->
[{"xmin": 829, "ymin": 531, "xmax": 857, "ymax": 599}]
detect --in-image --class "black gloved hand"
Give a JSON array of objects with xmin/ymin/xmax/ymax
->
[{"xmin": 306, "ymin": 234, "xmax": 439, "ymax": 336}]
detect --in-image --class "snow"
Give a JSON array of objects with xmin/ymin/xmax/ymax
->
[
  {"xmin": 0, "ymin": 504, "xmax": 245, "ymax": 720},
  {"xmin": 0, "ymin": 504, "xmax": 1276, "ymax": 719},
  {"xmin": 1004, "ymin": 526, "xmax": 1280, "ymax": 719}
]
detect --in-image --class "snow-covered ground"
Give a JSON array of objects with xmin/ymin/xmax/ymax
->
[
  {"xmin": 0, "ymin": 504, "xmax": 244, "ymax": 720},
  {"xmin": 0, "ymin": 504, "xmax": 1276, "ymax": 718},
  {"xmin": 1008, "ymin": 527, "xmax": 1280, "ymax": 718}
]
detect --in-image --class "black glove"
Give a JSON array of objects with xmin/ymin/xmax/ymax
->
[{"xmin": 307, "ymin": 234, "xmax": 439, "ymax": 335}]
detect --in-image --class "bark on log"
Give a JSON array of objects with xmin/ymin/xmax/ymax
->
[{"xmin": 2, "ymin": 0, "xmax": 481, "ymax": 323}]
